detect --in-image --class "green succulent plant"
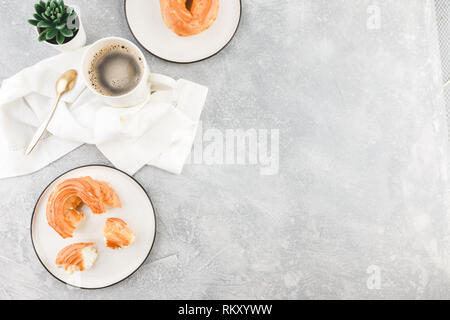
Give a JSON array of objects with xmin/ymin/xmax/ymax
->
[{"xmin": 28, "ymin": 0, "xmax": 78, "ymax": 45}]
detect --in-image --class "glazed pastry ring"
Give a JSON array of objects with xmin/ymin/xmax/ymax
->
[
  {"xmin": 124, "ymin": 0, "xmax": 241, "ymax": 63},
  {"xmin": 31, "ymin": 165, "xmax": 156, "ymax": 289},
  {"xmin": 159, "ymin": 0, "xmax": 220, "ymax": 37}
]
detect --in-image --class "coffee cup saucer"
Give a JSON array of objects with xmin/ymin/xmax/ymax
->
[{"xmin": 124, "ymin": 0, "xmax": 242, "ymax": 64}]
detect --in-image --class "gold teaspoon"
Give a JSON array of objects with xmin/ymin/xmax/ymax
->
[{"xmin": 25, "ymin": 69, "xmax": 78, "ymax": 156}]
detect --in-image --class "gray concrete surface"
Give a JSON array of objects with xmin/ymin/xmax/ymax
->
[{"xmin": 1, "ymin": 0, "xmax": 450, "ymax": 299}]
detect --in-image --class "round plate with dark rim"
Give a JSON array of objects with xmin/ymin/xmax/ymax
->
[
  {"xmin": 31, "ymin": 165, "xmax": 156, "ymax": 289},
  {"xmin": 124, "ymin": 0, "xmax": 242, "ymax": 63}
]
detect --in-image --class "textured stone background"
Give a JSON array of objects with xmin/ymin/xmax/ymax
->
[{"xmin": 1, "ymin": 0, "xmax": 450, "ymax": 299}]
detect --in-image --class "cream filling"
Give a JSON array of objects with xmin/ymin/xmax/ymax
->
[{"xmin": 81, "ymin": 246, "xmax": 98, "ymax": 270}]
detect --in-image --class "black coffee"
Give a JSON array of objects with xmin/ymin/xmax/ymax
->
[{"xmin": 88, "ymin": 44, "xmax": 144, "ymax": 96}]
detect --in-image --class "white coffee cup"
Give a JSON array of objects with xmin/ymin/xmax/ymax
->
[{"xmin": 81, "ymin": 37, "xmax": 174, "ymax": 107}]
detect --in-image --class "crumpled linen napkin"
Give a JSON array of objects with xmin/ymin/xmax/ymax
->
[{"xmin": 0, "ymin": 47, "xmax": 208, "ymax": 179}]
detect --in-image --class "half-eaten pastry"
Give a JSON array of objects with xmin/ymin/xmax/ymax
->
[
  {"xmin": 56, "ymin": 243, "xmax": 98, "ymax": 274},
  {"xmin": 46, "ymin": 177, "xmax": 121, "ymax": 238},
  {"xmin": 103, "ymin": 218, "xmax": 136, "ymax": 249}
]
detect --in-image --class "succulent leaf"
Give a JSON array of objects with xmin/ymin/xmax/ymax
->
[
  {"xmin": 38, "ymin": 29, "xmax": 48, "ymax": 41},
  {"xmin": 56, "ymin": 31, "xmax": 64, "ymax": 44},
  {"xmin": 60, "ymin": 27, "xmax": 73, "ymax": 37},
  {"xmin": 34, "ymin": 3, "xmax": 45, "ymax": 14},
  {"xmin": 55, "ymin": 22, "xmax": 66, "ymax": 30},
  {"xmin": 37, "ymin": 20, "xmax": 52, "ymax": 28},
  {"xmin": 46, "ymin": 28, "xmax": 58, "ymax": 40},
  {"xmin": 28, "ymin": 19, "xmax": 39, "ymax": 26}
]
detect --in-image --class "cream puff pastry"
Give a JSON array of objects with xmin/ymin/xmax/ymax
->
[
  {"xmin": 160, "ymin": 0, "xmax": 220, "ymax": 36},
  {"xmin": 46, "ymin": 177, "xmax": 121, "ymax": 238},
  {"xmin": 103, "ymin": 218, "xmax": 136, "ymax": 249},
  {"xmin": 56, "ymin": 243, "xmax": 98, "ymax": 274}
]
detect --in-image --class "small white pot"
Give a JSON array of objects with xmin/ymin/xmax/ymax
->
[{"xmin": 37, "ymin": 6, "xmax": 86, "ymax": 52}]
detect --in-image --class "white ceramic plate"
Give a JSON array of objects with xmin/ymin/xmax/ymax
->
[
  {"xmin": 31, "ymin": 165, "xmax": 156, "ymax": 289},
  {"xmin": 124, "ymin": 0, "xmax": 241, "ymax": 63}
]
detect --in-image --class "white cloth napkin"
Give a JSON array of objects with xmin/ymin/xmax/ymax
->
[{"xmin": 0, "ymin": 47, "xmax": 208, "ymax": 179}]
